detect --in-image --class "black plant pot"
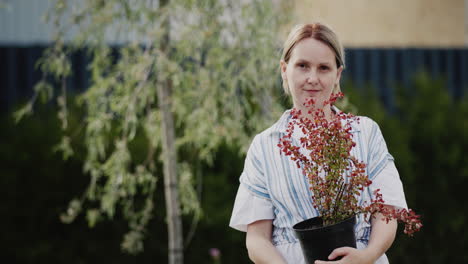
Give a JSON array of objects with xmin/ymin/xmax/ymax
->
[{"xmin": 293, "ymin": 215, "xmax": 356, "ymax": 263}]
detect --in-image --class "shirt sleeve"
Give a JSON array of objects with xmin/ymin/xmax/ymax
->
[
  {"xmin": 369, "ymin": 161, "xmax": 408, "ymax": 209},
  {"xmin": 229, "ymin": 136, "xmax": 274, "ymax": 232},
  {"xmin": 366, "ymin": 119, "xmax": 393, "ymax": 181},
  {"xmin": 238, "ymin": 135, "xmax": 271, "ymax": 200},
  {"xmin": 366, "ymin": 119, "xmax": 408, "ymax": 209},
  {"xmin": 229, "ymin": 184, "xmax": 275, "ymax": 232}
]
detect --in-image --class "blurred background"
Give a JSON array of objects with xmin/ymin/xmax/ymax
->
[{"xmin": 1, "ymin": 0, "xmax": 467, "ymax": 263}]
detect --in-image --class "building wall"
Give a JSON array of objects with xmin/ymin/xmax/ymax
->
[
  {"xmin": 466, "ymin": 0, "xmax": 468, "ymax": 45},
  {"xmin": 0, "ymin": 0, "xmax": 52, "ymax": 45},
  {"xmin": 294, "ymin": 0, "xmax": 466, "ymax": 47},
  {"xmin": 1, "ymin": 0, "xmax": 466, "ymax": 47}
]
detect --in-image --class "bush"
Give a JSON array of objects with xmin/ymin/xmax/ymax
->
[{"xmin": 343, "ymin": 72, "xmax": 468, "ymax": 263}]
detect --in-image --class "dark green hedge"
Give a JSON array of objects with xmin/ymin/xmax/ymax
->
[{"xmin": 344, "ymin": 73, "xmax": 468, "ymax": 263}]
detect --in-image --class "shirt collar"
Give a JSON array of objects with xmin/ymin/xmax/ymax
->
[{"xmin": 270, "ymin": 106, "xmax": 361, "ymax": 135}]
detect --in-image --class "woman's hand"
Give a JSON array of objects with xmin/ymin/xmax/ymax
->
[
  {"xmin": 314, "ymin": 247, "xmax": 377, "ymax": 264},
  {"xmin": 315, "ymin": 210, "xmax": 398, "ymax": 264}
]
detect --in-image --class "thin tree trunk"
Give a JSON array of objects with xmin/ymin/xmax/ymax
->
[
  {"xmin": 157, "ymin": 78, "xmax": 183, "ymax": 264},
  {"xmin": 157, "ymin": 0, "xmax": 183, "ymax": 263}
]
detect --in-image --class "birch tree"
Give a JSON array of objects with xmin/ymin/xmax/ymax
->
[{"xmin": 15, "ymin": 0, "xmax": 291, "ymax": 263}]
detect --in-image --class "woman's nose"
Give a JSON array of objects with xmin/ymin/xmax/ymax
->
[{"xmin": 306, "ymin": 70, "xmax": 318, "ymax": 84}]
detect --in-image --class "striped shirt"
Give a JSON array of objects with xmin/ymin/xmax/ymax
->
[{"xmin": 235, "ymin": 107, "xmax": 407, "ymax": 247}]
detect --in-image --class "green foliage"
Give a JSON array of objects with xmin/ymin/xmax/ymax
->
[
  {"xmin": 15, "ymin": 0, "xmax": 291, "ymax": 255},
  {"xmin": 343, "ymin": 72, "xmax": 468, "ymax": 263},
  {"xmin": 1, "ymin": 106, "xmax": 167, "ymax": 263},
  {"xmin": 1, "ymin": 104, "xmax": 248, "ymax": 263}
]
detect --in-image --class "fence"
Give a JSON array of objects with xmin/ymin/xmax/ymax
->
[{"xmin": 1, "ymin": 46, "xmax": 467, "ymax": 112}]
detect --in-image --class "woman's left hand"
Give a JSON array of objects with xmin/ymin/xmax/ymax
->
[{"xmin": 314, "ymin": 247, "xmax": 377, "ymax": 264}]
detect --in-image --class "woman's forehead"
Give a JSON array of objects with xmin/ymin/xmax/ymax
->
[{"xmin": 290, "ymin": 38, "xmax": 336, "ymax": 64}]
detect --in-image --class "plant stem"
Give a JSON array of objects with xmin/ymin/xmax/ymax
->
[{"xmin": 331, "ymin": 182, "xmax": 346, "ymax": 220}]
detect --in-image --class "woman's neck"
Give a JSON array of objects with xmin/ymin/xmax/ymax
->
[{"xmin": 296, "ymin": 105, "xmax": 335, "ymax": 122}]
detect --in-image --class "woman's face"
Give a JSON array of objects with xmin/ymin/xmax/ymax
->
[{"xmin": 281, "ymin": 38, "xmax": 343, "ymax": 111}]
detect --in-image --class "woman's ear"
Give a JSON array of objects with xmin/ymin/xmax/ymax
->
[
  {"xmin": 280, "ymin": 60, "xmax": 287, "ymax": 80},
  {"xmin": 335, "ymin": 65, "xmax": 343, "ymax": 84}
]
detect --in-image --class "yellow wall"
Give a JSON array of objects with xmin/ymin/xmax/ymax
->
[{"xmin": 293, "ymin": 0, "xmax": 466, "ymax": 47}]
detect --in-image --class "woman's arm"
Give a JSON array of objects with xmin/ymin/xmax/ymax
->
[
  {"xmin": 363, "ymin": 210, "xmax": 398, "ymax": 261},
  {"xmin": 316, "ymin": 206, "xmax": 398, "ymax": 264},
  {"xmin": 246, "ymin": 219, "xmax": 287, "ymax": 264}
]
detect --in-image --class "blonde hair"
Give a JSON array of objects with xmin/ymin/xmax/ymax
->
[{"xmin": 281, "ymin": 23, "xmax": 345, "ymax": 95}]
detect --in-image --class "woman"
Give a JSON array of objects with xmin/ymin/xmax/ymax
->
[{"xmin": 229, "ymin": 23, "xmax": 408, "ymax": 264}]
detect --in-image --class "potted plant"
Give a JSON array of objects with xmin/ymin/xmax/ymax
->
[{"xmin": 277, "ymin": 93, "xmax": 422, "ymax": 263}]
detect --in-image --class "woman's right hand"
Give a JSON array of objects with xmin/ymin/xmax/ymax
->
[{"xmin": 246, "ymin": 219, "xmax": 287, "ymax": 264}]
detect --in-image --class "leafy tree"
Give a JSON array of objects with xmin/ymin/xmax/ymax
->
[{"xmin": 15, "ymin": 0, "xmax": 290, "ymax": 263}]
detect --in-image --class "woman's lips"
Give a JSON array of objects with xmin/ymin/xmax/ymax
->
[{"xmin": 304, "ymin": 89, "xmax": 321, "ymax": 95}]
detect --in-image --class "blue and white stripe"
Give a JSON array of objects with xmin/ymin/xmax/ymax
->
[{"xmin": 239, "ymin": 107, "xmax": 396, "ymax": 246}]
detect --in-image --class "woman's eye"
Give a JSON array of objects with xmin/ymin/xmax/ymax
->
[
  {"xmin": 298, "ymin": 63, "xmax": 307, "ymax": 68},
  {"xmin": 319, "ymin": 65, "xmax": 330, "ymax": 71}
]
